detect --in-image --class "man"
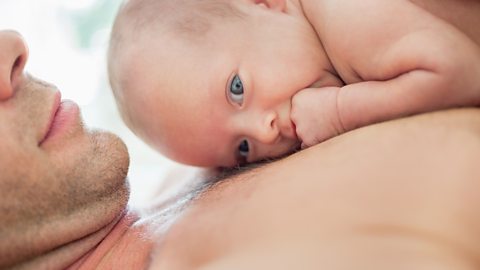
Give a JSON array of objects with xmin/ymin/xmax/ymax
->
[
  {"xmin": 2, "ymin": 30, "xmax": 480, "ymax": 269},
  {"xmin": 0, "ymin": 30, "xmax": 130, "ymax": 269}
]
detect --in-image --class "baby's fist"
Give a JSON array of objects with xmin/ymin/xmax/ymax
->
[{"xmin": 291, "ymin": 87, "xmax": 345, "ymax": 148}]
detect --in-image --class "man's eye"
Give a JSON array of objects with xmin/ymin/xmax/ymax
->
[
  {"xmin": 238, "ymin": 139, "xmax": 249, "ymax": 159},
  {"xmin": 229, "ymin": 74, "xmax": 244, "ymax": 105}
]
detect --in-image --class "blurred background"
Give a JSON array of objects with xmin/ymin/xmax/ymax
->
[{"xmin": 0, "ymin": 0, "xmax": 181, "ymax": 207}]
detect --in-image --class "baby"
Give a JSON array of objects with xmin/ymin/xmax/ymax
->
[{"xmin": 108, "ymin": 0, "xmax": 480, "ymax": 168}]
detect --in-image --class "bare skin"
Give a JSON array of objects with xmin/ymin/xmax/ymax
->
[
  {"xmin": 294, "ymin": 0, "xmax": 480, "ymax": 147},
  {"xmin": 152, "ymin": 108, "xmax": 480, "ymax": 269}
]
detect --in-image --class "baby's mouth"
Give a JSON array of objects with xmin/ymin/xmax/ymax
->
[
  {"xmin": 291, "ymin": 120, "xmax": 298, "ymax": 138},
  {"xmin": 292, "ymin": 140, "xmax": 302, "ymax": 152},
  {"xmin": 280, "ymin": 119, "xmax": 298, "ymax": 141}
]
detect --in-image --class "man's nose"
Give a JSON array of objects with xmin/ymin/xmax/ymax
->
[
  {"xmin": 250, "ymin": 111, "xmax": 279, "ymax": 144},
  {"xmin": 0, "ymin": 30, "xmax": 29, "ymax": 101}
]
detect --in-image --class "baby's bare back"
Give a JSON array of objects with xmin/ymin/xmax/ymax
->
[{"xmin": 410, "ymin": 0, "xmax": 480, "ymax": 45}]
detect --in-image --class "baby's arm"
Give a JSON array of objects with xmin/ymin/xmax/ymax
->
[
  {"xmin": 296, "ymin": 0, "xmax": 480, "ymax": 147},
  {"xmin": 336, "ymin": 29, "xmax": 480, "ymax": 133}
]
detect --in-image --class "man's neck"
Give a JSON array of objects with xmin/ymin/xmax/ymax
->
[
  {"xmin": 67, "ymin": 211, "xmax": 137, "ymax": 270},
  {"xmin": 14, "ymin": 212, "xmax": 126, "ymax": 270}
]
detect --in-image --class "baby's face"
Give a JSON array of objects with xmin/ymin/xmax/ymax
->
[{"xmin": 120, "ymin": 2, "xmax": 332, "ymax": 167}]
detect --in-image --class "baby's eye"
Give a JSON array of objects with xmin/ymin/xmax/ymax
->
[
  {"xmin": 238, "ymin": 139, "xmax": 249, "ymax": 160},
  {"xmin": 229, "ymin": 74, "xmax": 244, "ymax": 105}
]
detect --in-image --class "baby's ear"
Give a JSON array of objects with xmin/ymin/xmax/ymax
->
[{"xmin": 253, "ymin": 0, "xmax": 286, "ymax": 12}]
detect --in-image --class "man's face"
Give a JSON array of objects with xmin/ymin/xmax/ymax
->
[
  {"xmin": 0, "ymin": 30, "xmax": 130, "ymax": 266},
  {"xmin": 115, "ymin": 1, "xmax": 335, "ymax": 167}
]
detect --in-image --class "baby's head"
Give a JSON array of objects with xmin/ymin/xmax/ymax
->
[{"xmin": 109, "ymin": 0, "xmax": 330, "ymax": 167}]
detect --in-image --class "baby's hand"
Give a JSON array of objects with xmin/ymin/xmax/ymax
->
[{"xmin": 291, "ymin": 87, "xmax": 345, "ymax": 148}]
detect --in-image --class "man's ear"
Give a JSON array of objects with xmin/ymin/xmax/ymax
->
[{"xmin": 254, "ymin": 0, "xmax": 286, "ymax": 12}]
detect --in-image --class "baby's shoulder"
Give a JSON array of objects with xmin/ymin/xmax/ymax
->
[{"xmin": 306, "ymin": 0, "xmax": 477, "ymax": 83}]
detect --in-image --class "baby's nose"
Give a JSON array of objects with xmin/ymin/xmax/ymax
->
[{"xmin": 252, "ymin": 111, "xmax": 279, "ymax": 144}]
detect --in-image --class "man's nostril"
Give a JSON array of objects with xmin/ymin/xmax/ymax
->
[
  {"xmin": 11, "ymin": 56, "xmax": 22, "ymax": 79},
  {"xmin": 13, "ymin": 56, "xmax": 22, "ymax": 69},
  {"xmin": 10, "ymin": 54, "xmax": 26, "ymax": 90}
]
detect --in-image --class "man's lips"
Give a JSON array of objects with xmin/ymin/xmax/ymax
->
[
  {"xmin": 39, "ymin": 91, "xmax": 80, "ymax": 146},
  {"xmin": 39, "ymin": 90, "xmax": 61, "ymax": 145}
]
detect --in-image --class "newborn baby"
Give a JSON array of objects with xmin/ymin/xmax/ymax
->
[{"xmin": 108, "ymin": 0, "xmax": 480, "ymax": 167}]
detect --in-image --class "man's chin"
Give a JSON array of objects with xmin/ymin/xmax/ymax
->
[{"xmin": 29, "ymin": 131, "xmax": 131, "ymax": 269}]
